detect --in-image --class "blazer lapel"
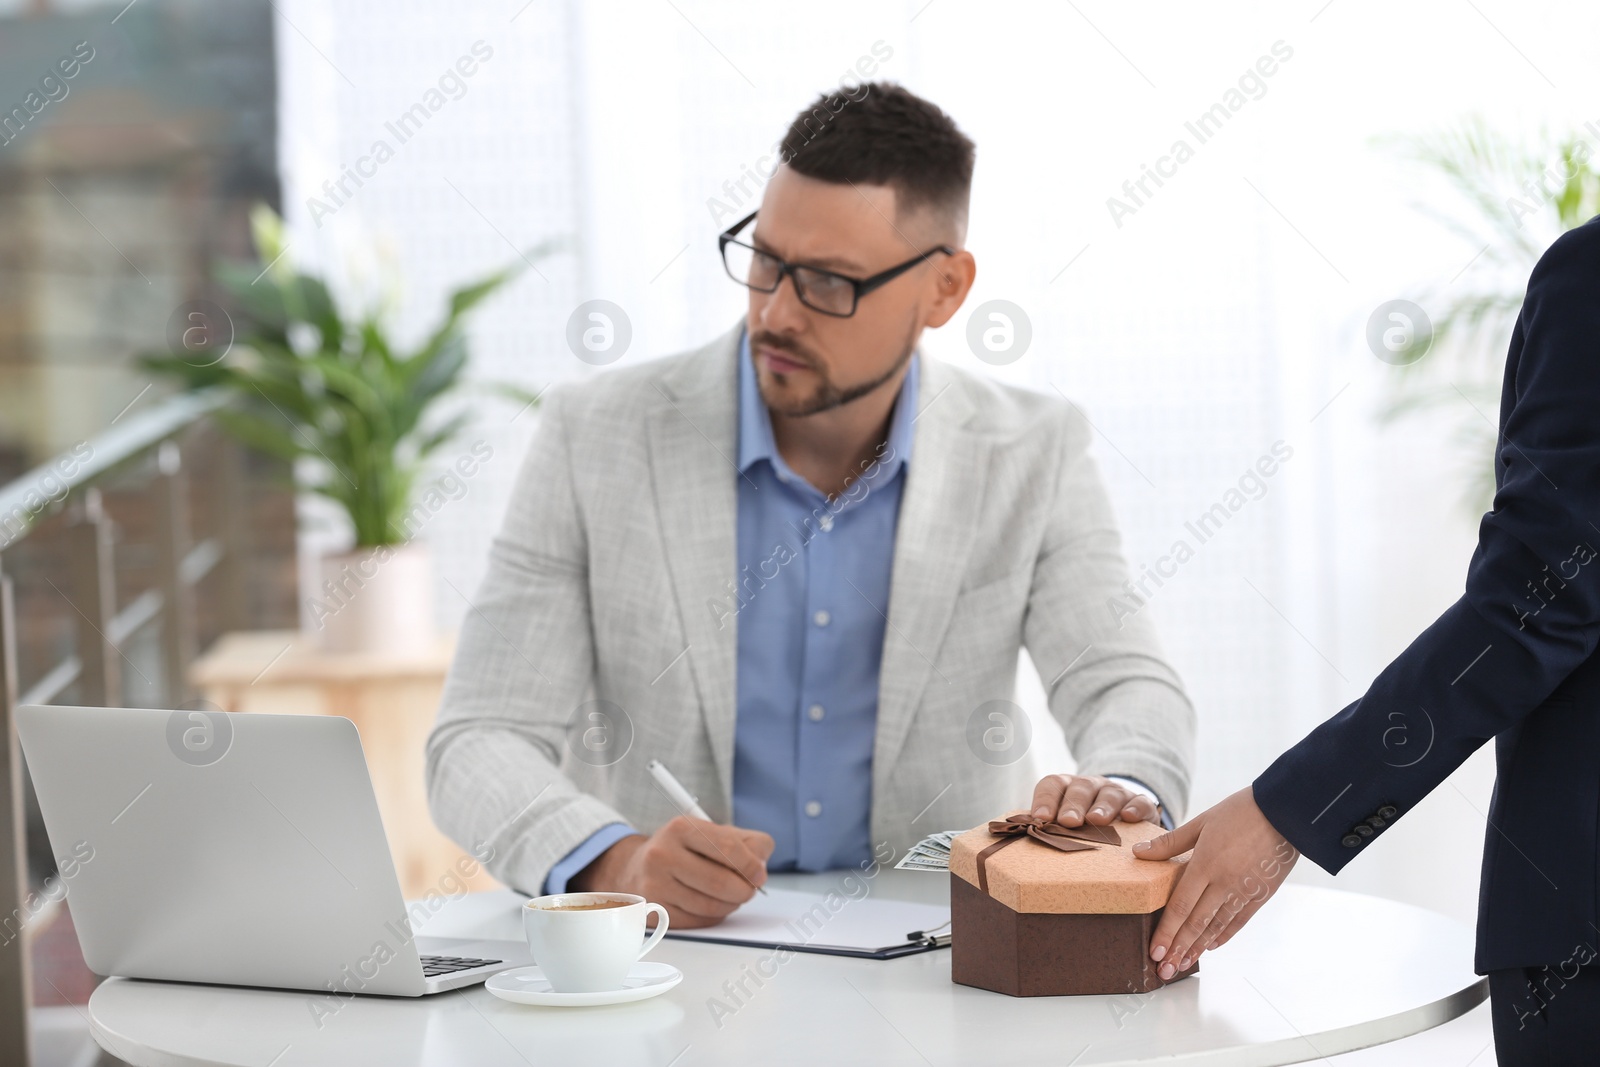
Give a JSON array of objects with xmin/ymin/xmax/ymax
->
[
  {"xmin": 647, "ymin": 333, "xmax": 986, "ymax": 815},
  {"xmin": 647, "ymin": 323, "xmax": 743, "ymax": 814},
  {"xmin": 873, "ymin": 358, "xmax": 989, "ymax": 784}
]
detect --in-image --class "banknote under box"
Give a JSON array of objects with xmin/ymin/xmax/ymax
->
[{"xmin": 948, "ymin": 813, "xmax": 1198, "ymax": 997}]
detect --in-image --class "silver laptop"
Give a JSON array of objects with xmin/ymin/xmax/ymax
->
[{"xmin": 16, "ymin": 704, "xmax": 529, "ymax": 996}]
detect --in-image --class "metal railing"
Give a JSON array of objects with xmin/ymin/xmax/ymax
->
[{"xmin": 0, "ymin": 388, "xmax": 267, "ymax": 1066}]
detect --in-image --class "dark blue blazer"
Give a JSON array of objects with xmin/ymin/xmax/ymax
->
[{"xmin": 1254, "ymin": 216, "xmax": 1600, "ymax": 974}]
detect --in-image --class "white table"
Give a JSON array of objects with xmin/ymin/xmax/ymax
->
[{"xmin": 86, "ymin": 871, "xmax": 1485, "ymax": 1067}]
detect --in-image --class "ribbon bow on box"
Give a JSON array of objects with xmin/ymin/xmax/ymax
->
[{"xmin": 974, "ymin": 813, "xmax": 1124, "ymax": 895}]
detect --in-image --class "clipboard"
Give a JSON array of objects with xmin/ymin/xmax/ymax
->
[{"xmin": 664, "ymin": 886, "xmax": 952, "ymax": 959}]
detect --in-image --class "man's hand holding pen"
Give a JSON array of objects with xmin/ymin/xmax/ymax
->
[{"xmin": 570, "ymin": 816, "xmax": 774, "ymax": 928}]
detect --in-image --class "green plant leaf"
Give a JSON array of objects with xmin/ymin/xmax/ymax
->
[
  {"xmin": 213, "ymin": 410, "xmax": 307, "ymax": 465},
  {"xmin": 290, "ymin": 275, "xmax": 345, "ymax": 353},
  {"xmin": 413, "ymin": 237, "xmax": 563, "ymax": 363},
  {"xmin": 404, "ymin": 331, "xmax": 470, "ymax": 417},
  {"xmin": 213, "ymin": 261, "xmax": 293, "ymax": 342},
  {"xmin": 414, "ymin": 410, "xmax": 473, "ymax": 458}
]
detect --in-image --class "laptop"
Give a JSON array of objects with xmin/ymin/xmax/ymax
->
[{"xmin": 16, "ymin": 704, "xmax": 530, "ymax": 996}]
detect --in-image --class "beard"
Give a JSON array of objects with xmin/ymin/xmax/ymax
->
[{"xmin": 751, "ymin": 319, "xmax": 919, "ymax": 418}]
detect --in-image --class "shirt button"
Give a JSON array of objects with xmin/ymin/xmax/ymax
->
[
  {"xmin": 813, "ymin": 610, "xmax": 830, "ymax": 627},
  {"xmin": 808, "ymin": 704, "xmax": 825, "ymax": 721},
  {"xmin": 804, "ymin": 801, "xmax": 822, "ymax": 818},
  {"xmin": 819, "ymin": 513, "xmax": 834, "ymax": 532}
]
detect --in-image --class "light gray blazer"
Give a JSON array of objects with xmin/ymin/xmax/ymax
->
[{"xmin": 425, "ymin": 320, "xmax": 1195, "ymax": 894}]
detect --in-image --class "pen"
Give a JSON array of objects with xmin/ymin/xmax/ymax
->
[{"xmin": 647, "ymin": 758, "xmax": 768, "ymax": 896}]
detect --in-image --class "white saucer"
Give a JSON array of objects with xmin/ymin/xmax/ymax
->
[{"xmin": 484, "ymin": 962, "xmax": 683, "ymax": 1007}]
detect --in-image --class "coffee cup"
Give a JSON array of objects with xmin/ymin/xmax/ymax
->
[{"xmin": 522, "ymin": 892, "xmax": 670, "ymax": 993}]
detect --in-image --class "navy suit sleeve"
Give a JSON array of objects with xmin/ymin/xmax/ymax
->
[{"xmin": 1253, "ymin": 220, "xmax": 1600, "ymax": 874}]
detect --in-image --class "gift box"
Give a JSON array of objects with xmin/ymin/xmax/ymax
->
[{"xmin": 949, "ymin": 813, "xmax": 1198, "ymax": 997}]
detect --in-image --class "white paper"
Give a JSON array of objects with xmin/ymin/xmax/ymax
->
[{"xmin": 664, "ymin": 887, "xmax": 950, "ymax": 953}]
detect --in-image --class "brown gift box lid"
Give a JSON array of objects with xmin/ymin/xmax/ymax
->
[{"xmin": 949, "ymin": 813, "xmax": 1189, "ymax": 914}]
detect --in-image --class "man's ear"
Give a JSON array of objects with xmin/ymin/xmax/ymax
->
[{"xmin": 924, "ymin": 249, "xmax": 976, "ymax": 329}]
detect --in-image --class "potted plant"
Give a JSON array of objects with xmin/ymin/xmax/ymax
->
[{"xmin": 144, "ymin": 203, "xmax": 550, "ymax": 653}]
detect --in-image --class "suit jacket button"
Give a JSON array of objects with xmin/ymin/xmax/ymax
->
[
  {"xmin": 1342, "ymin": 833, "xmax": 1363, "ymax": 848},
  {"xmin": 1352, "ymin": 823, "xmax": 1375, "ymax": 838},
  {"xmin": 1366, "ymin": 815, "xmax": 1387, "ymax": 830},
  {"xmin": 1376, "ymin": 805, "xmax": 1398, "ymax": 819}
]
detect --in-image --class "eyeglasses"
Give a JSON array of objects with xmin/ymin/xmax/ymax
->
[{"xmin": 717, "ymin": 210, "xmax": 954, "ymax": 318}]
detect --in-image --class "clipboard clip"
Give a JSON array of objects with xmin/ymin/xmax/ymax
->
[{"xmin": 905, "ymin": 918, "xmax": 951, "ymax": 947}]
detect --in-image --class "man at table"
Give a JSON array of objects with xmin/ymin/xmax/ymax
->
[
  {"xmin": 1134, "ymin": 216, "xmax": 1600, "ymax": 1064},
  {"xmin": 426, "ymin": 82, "xmax": 1195, "ymax": 928}
]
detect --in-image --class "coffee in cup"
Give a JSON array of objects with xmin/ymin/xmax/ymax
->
[{"xmin": 522, "ymin": 892, "xmax": 670, "ymax": 993}]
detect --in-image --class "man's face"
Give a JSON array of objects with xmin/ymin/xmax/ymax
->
[{"xmin": 744, "ymin": 166, "xmax": 962, "ymax": 418}]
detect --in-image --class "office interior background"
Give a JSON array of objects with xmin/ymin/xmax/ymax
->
[{"xmin": 1, "ymin": 0, "xmax": 1596, "ymax": 1063}]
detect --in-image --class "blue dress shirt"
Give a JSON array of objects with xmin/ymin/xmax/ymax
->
[
  {"xmin": 728, "ymin": 327, "xmax": 917, "ymax": 871},
  {"xmin": 542, "ymin": 327, "xmax": 1166, "ymax": 893}
]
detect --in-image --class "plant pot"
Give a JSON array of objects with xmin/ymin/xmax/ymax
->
[{"xmin": 310, "ymin": 542, "xmax": 436, "ymax": 655}]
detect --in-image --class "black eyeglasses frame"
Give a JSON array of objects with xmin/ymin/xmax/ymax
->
[{"xmin": 717, "ymin": 210, "xmax": 954, "ymax": 318}]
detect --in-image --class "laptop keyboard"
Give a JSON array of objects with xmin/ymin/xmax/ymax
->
[{"xmin": 420, "ymin": 955, "xmax": 502, "ymax": 977}]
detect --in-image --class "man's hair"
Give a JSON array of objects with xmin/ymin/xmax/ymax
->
[{"xmin": 778, "ymin": 81, "xmax": 975, "ymax": 241}]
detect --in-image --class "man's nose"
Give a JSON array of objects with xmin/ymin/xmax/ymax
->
[{"xmin": 756, "ymin": 269, "xmax": 810, "ymax": 334}]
